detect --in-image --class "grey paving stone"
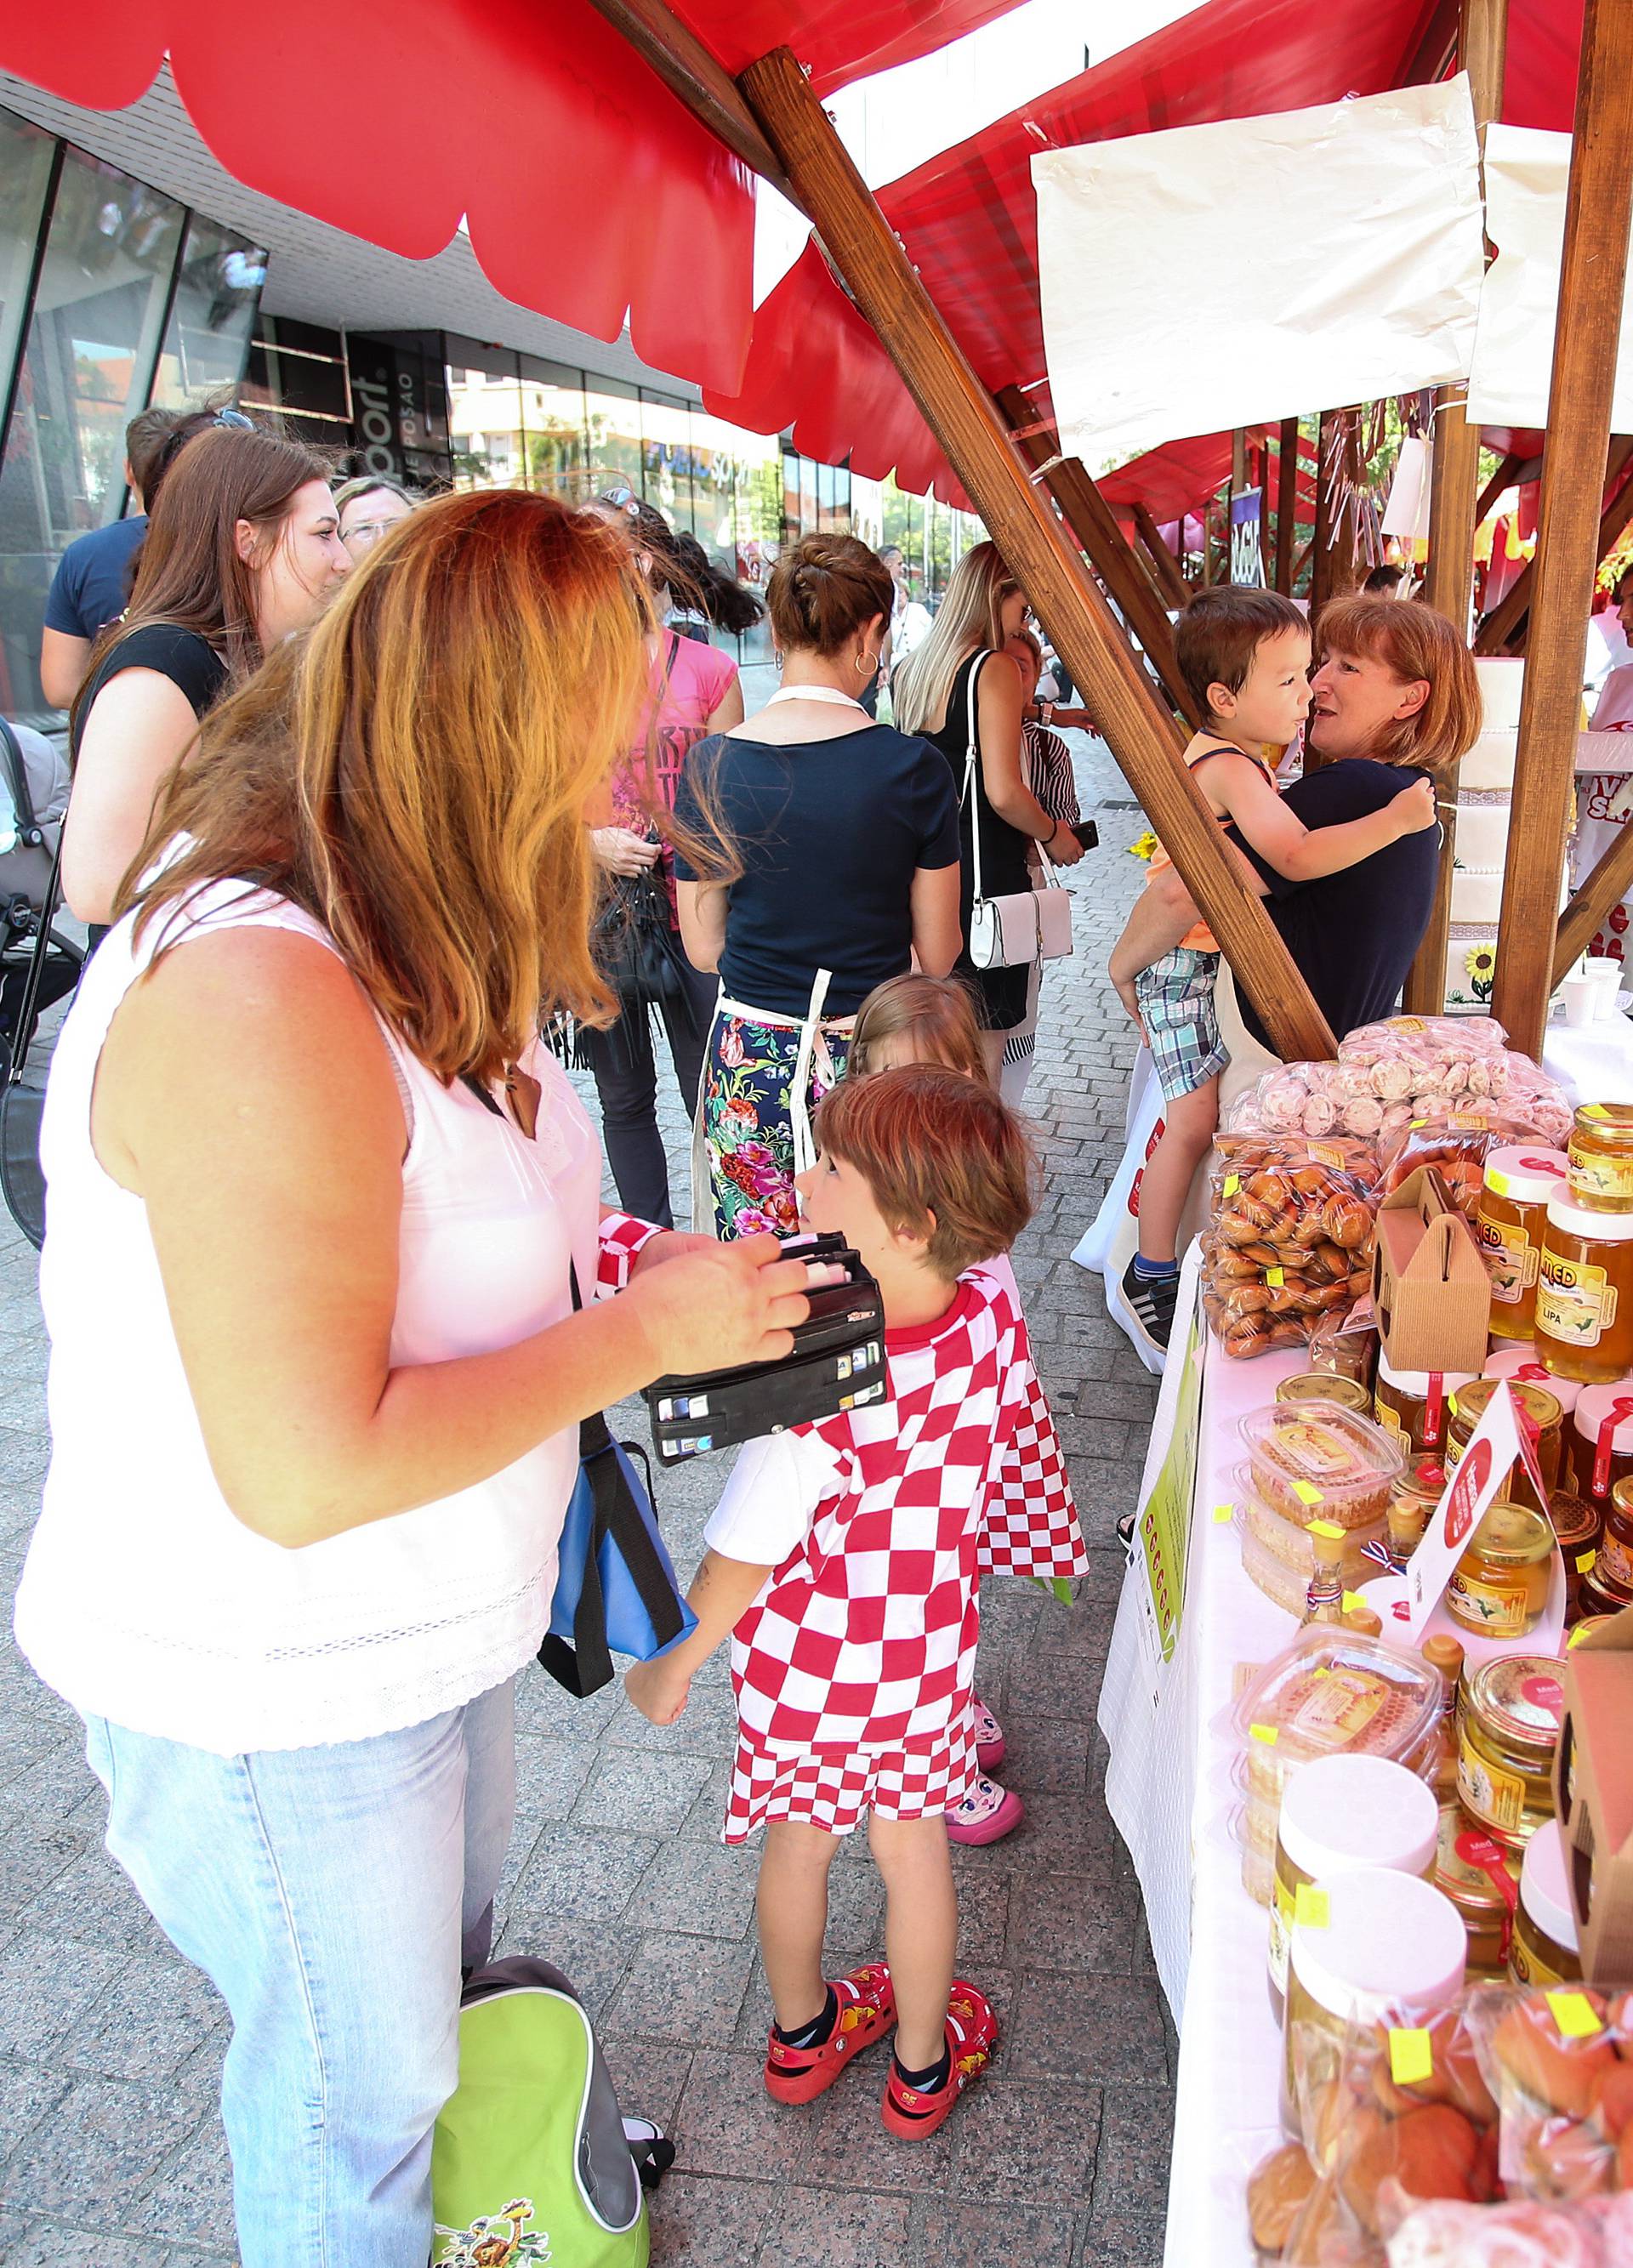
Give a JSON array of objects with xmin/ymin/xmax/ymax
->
[
  {"xmin": 636, "ymin": 1836, "xmax": 760, "ymax": 1941},
  {"xmin": 1080, "ymin": 2210, "xmax": 1168, "ymax": 2265},
  {"xmin": 0, "ymin": 2074, "xmax": 194, "ymax": 2214},
  {"xmin": 572, "ymin": 1749, "xmax": 713, "ymax": 1835},
  {"xmin": 913, "ymin": 2193, "xmax": 1081, "ymax": 2267},
  {"xmin": 1004, "ymin": 1975, "xmax": 1171, "ymax": 2089},
  {"xmin": 647, "ymin": 2173, "xmax": 772, "ymax": 2265},
  {"xmin": 0, "ymin": 2224, "xmax": 176, "ymax": 2266},
  {"xmin": 602, "ymin": 1930, "xmax": 754, "ymax": 2048},
  {"xmin": 125, "ymin": 2107, "xmax": 235, "ymax": 2244},
  {"xmin": 672, "ymin": 2049, "xmax": 809, "ymax": 2183},
  {"xmin": 760, "ymin": 2185, "xmax": 913, "ymax": 2267},
  {"xmin": 598, "ymin": 2034, "xmax": 696, "ymax": 2133},
  {"xmin": 0, "ymin": 1930, "xmax": 125, "ymax": 2061},
  {"xmin": 1004, "ymin": 1875, "xmax": 1138, "ymax": 1979},
  {"xmin": 0, "ymin": 2064, "xmax": 69, "ymax": 2172},
  {"xmin": 1092, "ymin": 2083, "xmax": 1178, "ymax": 2220},
  {"xmin": 489, "ymin": 1914, "xmax": 638, "ymax": 2020},
  {"xmin": 950, "ymin": 2073, "xmax": 1101, "ymax": 2203},
  {"xmin": 56, "ymin": 1954, "xmax": 225, "ymax": 2085},
  {"xmin": 506, "ymin": 1824, "xmax": 660, "ymax": 1924}
]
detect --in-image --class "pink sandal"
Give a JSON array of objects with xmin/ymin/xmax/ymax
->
[
  {"xmin": 971, "ymin": 1697, "xmax": 1005, "ymax": 1772},
  {"xmin": 944, "ymin": 1772, "xmax": 1023, "ymax": 1846}
]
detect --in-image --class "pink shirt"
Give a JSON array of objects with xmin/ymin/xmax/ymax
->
[{"xmin": 612, "ymin": 632, "xmax": 738, "ymax": 831}]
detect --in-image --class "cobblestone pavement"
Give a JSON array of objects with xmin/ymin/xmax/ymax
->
[{"xmin": 0, "ymin": 733, "xmax": 1172, "ymax": 2266}]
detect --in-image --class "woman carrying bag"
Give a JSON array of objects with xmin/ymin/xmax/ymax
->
[
  {"xmin": 12, "ymin": 492, "xmax": 827, "ymax": 2266},
  {"xmin": 892, "ymin": 543, "xmax": 1084, "ymax": 1079}
]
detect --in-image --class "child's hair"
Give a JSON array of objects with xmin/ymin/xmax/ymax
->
[
  {"xmin": 849, "ymin": 975, "xmax": 991, "ymax": 1084},
  {"xmin": 1175, "ymin": 586, "xmax": 1306, "ymax": 722},
  {"xmin": 814, "ymin": 1065, "xmax": 1033, "ymax": 1276}
]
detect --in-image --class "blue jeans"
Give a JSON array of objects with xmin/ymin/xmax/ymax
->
[{"xmin": 83, "ymin": 1677, "xmax": 516, "ymax": 2267}]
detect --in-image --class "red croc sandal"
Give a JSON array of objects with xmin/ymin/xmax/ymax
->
[
  {"xmin": 971, "ymin": 1697, "xmax": 1006, "ymax": 1773},
  {"xmin": 944, "ymin": 1773, "xmax": 1024, "ymax": 1847},
  {"xmin": 764, "ymin": 1961, "xmax": 896, "ymax": 2106},
  {"xmin": 881, "ymin": 1982, "xmax": 999, "ymax": 2140}
]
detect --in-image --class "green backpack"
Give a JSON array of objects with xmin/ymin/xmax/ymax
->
[{"xmin": 431, "ymin": 1957, "xmax": 661, "ymax": 2268}]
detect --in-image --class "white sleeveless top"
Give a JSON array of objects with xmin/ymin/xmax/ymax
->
[{"xmin": 14, "ymin": 877, "xmax": 603, "ymax": 1754}]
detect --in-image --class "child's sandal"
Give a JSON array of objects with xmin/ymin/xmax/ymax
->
[
  {"xmin": 764, "ymin": 1961, "xmax": 895, "ymax": 2106},
  {"xmin": 880, "ymin": 1982, "xmax": 998, "ymax": 2140}
]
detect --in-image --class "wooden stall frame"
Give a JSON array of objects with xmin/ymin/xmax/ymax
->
[
  {"xmin": 1475, "ymin": 435, "xmax": 1633, "ymax": 655},
  {"xmin": 1273, "ymin": 417, "xmax": 1300, "ymax": 596},
  {"xmin": 1132, "ymin": 500, "xmax": 1191, "ymax": 610},
  {"xmin": 1491, "ymin": 0, "xmax": 1633, "ymax": 1056},
  {"xmin": 1403, "ymin": 0, "xmax": 1511, "ymax": 1017}
]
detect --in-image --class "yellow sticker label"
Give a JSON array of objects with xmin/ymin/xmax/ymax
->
[
  {"xmin": 1293, "ymin": 1481, "xmax": 1324, "ymax": 1507},
  {"xmin": 1390, "ymin": 2028, "xmax": 1435, "ymax": 2085},
  {"xmin": 1410, "ymin": 1118, "xmax": 1426, "ymax": 1130},
  {"xmin": 1577, "ymin": 1549, "xmax": 1597, "ymax": 1572},
  {"xmin": 1249, "ymin": 1722, "xmax": 1278, "ymax": 1746},
  {"xmin": 1549, "ymin": 1991, "xmax": 1604, "ymax": 2039},
  {"xmin": 1582, "ymin": 1105, "xmax": 1613, "ymax": 1122},
  {"xmin": 1312, "ymin": 1667, "xmax": 1331, "ymax": 1680},
  {"xmin": 1341, "ymin": 1591, "xmax": 1365, "ymax": 1612},
  {"xmin": 1294, "ymin": 1884, "xmax": 1329, "ymax": 1930},
  {"xmin": 1487, "ymin": 1168, "xmax": 1511, "ymax": 1200},
  {"xmin": 1307, "ymin": 1517, "xmax": 1345, "ymax": 1538},
  {"xmin": 1267, "ymin": 1266, "xmax": 1285, "ymax": 1287},
  {"xmin": 1213, "ymin": 1503, "xmax": 1234, "ymax": 1524},
  {"xmin": 1223, "ymin": 1174, "xmax": 1241, "ymax": 1197}
]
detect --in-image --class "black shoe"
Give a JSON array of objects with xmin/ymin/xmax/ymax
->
[{"xmin": 1120, "ymin": 1257, "xmax": 1179, "ymax": 1355}]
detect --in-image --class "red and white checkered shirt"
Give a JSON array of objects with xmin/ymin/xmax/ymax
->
[{"xmin": 709, "ymin": 1266, "xmax": 1087, "ymax": 1754}]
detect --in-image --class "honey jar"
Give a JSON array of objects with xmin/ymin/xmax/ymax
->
[
  {"xmin": 1374, "ymin": 1356, "xmax": 1475, "ymax": 1460},
  {"xmin": 1444, "ymin": 1378, "xmax": 1562, "ymax": 1514},
  {"xmin": 1456, "ymin": 1652, "xmax": 1565, "ymax": 1850},
  {"xmin": 1433, "ymin": 1803, "xmax": 1520, "ymax": 1976},
  {"xmin": 1386, "ymin": 1461, "xmax": 1446, "ymax": 1570},
  {"xmin": 1508, "ymin": 1820, "xmax": 1583, "ymax": 1989},
  {"xmin": 1421, "ymin": 1633, "xmax": 1465, "ymax": 1805},
  {"xmin": 1548, "ymin": 1489, "xmax": 1602, "ymax": 1622},
  {"xmin": 1478, "ymin": 1145, "xmax": 1569, "ymax": 1338},
  {"xmin": 1277, "ymin": 1373, "xmax": 1372, "ymax": 1417},
  {"xmin": 1268, "ymin": 1754, "xmax": 1438, "ymax": 2003},
  {"xmin": 1568, "ymin": 1383, "xmax": 1633, "ymax": 1504},
  {"xmin": 1566, "ymin": 1101, "xmax": 1633, "ymax": 1213},
  {"xmin": 1596, "ymin": 1475, "xmax": 1633, "ymax": 1600},
  {"xmin": 1445, "ymin": 1501, "xmax": 1554, "ymax": 1639},
  {"xmin": 1482, "ymin": 1344, "xmax": 1584, "ymax": 1418},
  {"xmin": 1537, "ymin": 1196, "xmax": 1633, "ymax": 1383}
]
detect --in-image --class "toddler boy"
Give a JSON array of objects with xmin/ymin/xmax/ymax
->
[{"xmin": 624, "ymin": 1066, "xmax": 1087, "ymax": 2134}]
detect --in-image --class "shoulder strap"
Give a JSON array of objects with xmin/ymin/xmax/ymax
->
[
  {"xmin": 0, "ymin": 720, "xmax": 37, "ymax": 842},
  {"xmin": 5, "ymin": 827, "xmax": 65, "ymax": 1088},
  {"xmin": 961, "ymin": 650, "xmax": 990, "ymax": 906}
]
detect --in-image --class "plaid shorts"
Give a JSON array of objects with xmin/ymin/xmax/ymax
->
[
  {"xmin": 1135, "ymin": 946, "xmax": 1228, "ymax": 1101},
  {"xmin": 723, "ymin": 1711, "xmax": 977, "ymax": 1844}
]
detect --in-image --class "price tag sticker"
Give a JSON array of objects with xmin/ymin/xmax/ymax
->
[
  {"xmin": 1213, "ymin": 1503, "xmax": 1234, "ymax": 1524},
  {"xmin": 1312, "ymin": 1668, "xmax": 1331, "ymax": 1680},
  {"xmin": 1223, "ymin": 1174, "xmax": 1241, "ymax": 1197},
  {"xmin": 1266, "ymin": 1266, "xmax": 1285, "ymax": 1287},
  {"xmin": 1389, "ymin": 2028, "xmax": 1434, "ymax": 2085},
  {"xmin": 1548, "ymin": 1992, "xmax": 1604, "ymax": 2040},
  {"xmin": 1294, "ymin": 1884, "xmax": 1329, "ymax": 1930},
  {"xmin": 1341, "ymin": 1591, "xmax": 1366, "ymax": 1612},
  {"xmin": 1577, "ymin": 1550, "xmax": 1597, "ymax": 1572},
  {"xmin": 1293, "ymin": 1481, "xmax": 1324, "ymax": 1507},
  {"xmin": 1249, "ymin": 1722, "xmax": 1278, "ymax": 1746},
  {"xmin": 1307, "ymin": 1518, "xmax": 1346, "ymax": 1539}
]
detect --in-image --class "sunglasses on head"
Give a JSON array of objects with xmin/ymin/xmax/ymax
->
[{"xmin": 596, "ymin": 484, "xmax": 641, "ymax": 518}]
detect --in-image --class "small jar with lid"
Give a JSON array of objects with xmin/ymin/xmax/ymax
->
[
  {"xmin": 1445, "ymin": 1502, "xmax": 1554, "ymax": 1639},
  {"xmin": 1537, "ymin": 1196, "xmax": 1633, "ymax": 1383},
  {"xmin": 1277, "ymin": 1372, "xmax": 1371, "ymax": 1418},
  {"xmin": 1387, "ymin": 1462, "xmax": 1446, "ymax": 1570},
  {"xmin": 1478, "ymin": 1145, "xmax": 1570, "ymax": 1337},
  {"xmin": 1568, "ymin": 1383, "xmax": 1633, "ymax": 1503},
  {"xmin": 1566, "ymin": 1102, "xmax": 1633, "ymax": 1213},
  {"xmin": 1508, "ymin": 1819, "xmax": 1583, "ymax": 1988},
  {"xmin": 1457, "ymin": 1653, "xmax": 1566, "ymax": 1850},
  {"xmin": 1374, "ymin": 1356, "xmax": 1474, "ymax": 1460},
  {"xmin": 1546, "ymin": 1490, "xmax": 1602, "ymax": 1622},
  {"xmin": 1444, "ymin": 1378, "xmax": 1563, "ymax": 1514},
  {"xmin": 1594, "ymin": 1475, "xmax": 1633, "ymax": 1603},
  {"xmin": 1483, "ymin": 1344, "xmax": 1585, "ymax": 1420},
  {"xmin": 1268, "ymin": 1754, "xmax": 1438, "ymax": 2006},
  {"xmin": 1283, "ymin": 1867, "xmax": 1468, "ymax": 2135},
  {"xmin": 1422, "ymin": 1633, "xmax": 1465, "ymax": 1805},
  {"xmin": 1434, "ymin": 1803, "xmax": 1521, "ymax": 1976}
]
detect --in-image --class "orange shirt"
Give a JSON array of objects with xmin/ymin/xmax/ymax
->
[{"xmin": 1145, "ymin": 734, "xmax": 1277, "ymax": 953}]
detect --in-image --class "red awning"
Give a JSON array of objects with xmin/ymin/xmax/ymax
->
[
  {"xmin": 706, "ymin": 0, "xmax": 1585, "ymax": 508},
  {"xmin": 0, "ymin": 0, "xmax": 1026, "ymax": 399}
]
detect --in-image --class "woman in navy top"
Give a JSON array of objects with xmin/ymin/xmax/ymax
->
[{"xmin": 673, "ymin": 536, "xmax": 961, "ymax": 1239}]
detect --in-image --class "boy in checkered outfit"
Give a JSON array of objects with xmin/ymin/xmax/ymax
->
[{"xmin": 625, "ymin": 1066, "xmax": 1087, "ymax": 2137}]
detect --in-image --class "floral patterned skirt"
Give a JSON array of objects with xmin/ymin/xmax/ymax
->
[{"xmin": 700, "ymin": 1007, "xmax": 852, "ymax": 1241}]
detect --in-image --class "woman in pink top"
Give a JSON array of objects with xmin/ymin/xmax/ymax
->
[{"xmin": 585, "ymin": 495, "xmax": 758, "ymax": 1225}]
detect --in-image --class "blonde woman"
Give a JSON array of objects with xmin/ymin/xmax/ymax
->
[
  {"xmin": 893, "ymin": 543, "xmax": 1084, "ymax": 1076},
  {"xmin": 14, "ymin": 492, "xmax": 828, "ymax": 2264}
]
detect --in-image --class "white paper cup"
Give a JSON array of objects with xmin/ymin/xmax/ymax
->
[
  {"xmin": 1562, "ymin": 973, "xmax": 1599, "ymax": 1028},
  {"xmin": 1584, "ymin": 957, "xmax": 1623, "ymax": 1018}
]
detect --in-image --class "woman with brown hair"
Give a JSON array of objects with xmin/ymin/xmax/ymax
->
[
  {"xmin": 62, "ymin": 419, "xmax": 351, "ymax": 928},
  {"xmin": 13, "ymin": 492, "xmax": 825, "ymax": 2263},
  {"xmin": 673, "ymin": 533, "xmax": 964, "ymax": 1238},
  {"xmin": 892, "ymin": 541, "xmax": 1084, "ymax": 1077}
]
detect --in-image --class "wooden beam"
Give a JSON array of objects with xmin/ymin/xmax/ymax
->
[
  {"xmin": 737, "ymin": 45, "xmax": 1336, "ymax": 1062},
  {"xmin": 1554, "ymin": 816, "xmax": 1633, "ymax": 981},
  {"xmin": 1403, "ymin": 0, "xmax": 1511, "ymax": 1018},
  {"xmin": 996, "ymin": 388, "xmax": 1199, "ymax": 728},
  {"xmin": 1475, "ymin": 448, "xmax": 1528, "ymax": 527},
  {"xmin": 1492, "ymin": 0, "xmax": 1633, "ymax": 1057},
  {"xmin": 581, "ymin": 0, "xmax": 802, "ymax": 208},
  {"xmin": 1133, "ymin": 501, "xmax": 1191, "ymax": 610},
  {"xmin": 1274, "ymin": 417, "xmax": 1300, "ymax": 595},
  {"xmin": 1475, "ymin": 436, "xmax": 1633, "ymax": 653}
]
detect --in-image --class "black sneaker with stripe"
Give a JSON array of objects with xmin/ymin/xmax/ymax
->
[{"xmin": 1120, "ymin": 1256, "xmax": 1179, "ymax": 1356}]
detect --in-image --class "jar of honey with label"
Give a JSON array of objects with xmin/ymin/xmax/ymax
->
[
  {"xmin": 1536, "ymin": 1196, "xmax": 1633, "ymax": 1384},
  {"xmin": 1386, "ymin": 1462, "xmax": 1446, "ymax": 1570},
  {"xmin": 1597, "ymin": 1475, "xmax": 1633, "ymax": 1600},
  {"xmin": 1277, "ymin": 1373, "xmax": 1372, "ymax": 1418},
  {"xmin": 1568, "ymin": 1383, "xmax": 1633, "ymax": 1504},
  {"xmin": 1445, "ymin": 1501, "xmax": 1555, "ymax": 1640},
  {"xmin": 1457, "ymin": 1653, "xmax": 1565, "ymax": 1851},
  {"xmin": 1508, "ymin": 1821, "xmax": 1583, "ymax": 1989},
  {"xmin": 1483, "ymin": 1344, "xmax": 1584, "ymax": 1420},
  {"xmin": 1548, "ymin": 1490, "xmax": 1602, "ymax": 1622},
  {"xmin": 1566, "ymin": 1102, "xmax": 1633, "ymax": 1213},
  {"xmin": 1478, "ymin": 1145, "xmax": 1569, "ymax": 1338},
  {"xmin": 1374, "ymin": 1356, "xmax": 1475, "ymax": 1460},
  {"xmin": 1443, "ymin": 1378, "xmax": 1562, "ymax": 1514}
]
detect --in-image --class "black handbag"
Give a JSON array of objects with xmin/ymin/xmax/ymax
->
[{"xmin": 0, "ymin": 813, "xmax": 68, "ymax": 1252}]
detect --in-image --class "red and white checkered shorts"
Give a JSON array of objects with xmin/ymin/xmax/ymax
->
[{"xmin": 723, "ymin": 1708, "xmax": 976, "ymax": 1843}]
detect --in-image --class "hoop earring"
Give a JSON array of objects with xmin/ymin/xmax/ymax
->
[
  {"xmin": 856, "ymin": 648, "xmax": 879, "ymax": 675},
  {"xmin": 773, "ymin": 649, "xmax": 785, "ymax": 669}
]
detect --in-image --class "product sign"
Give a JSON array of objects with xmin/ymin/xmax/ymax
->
[
  {"xmin": 1230, "ymin": 488, "xmax": 1266, "ymax": 587},
  {"xmin": 1130, "ymin": 1246, "xmax": 1206, "ymax": 1668},
  {"xmin": 1402, "ymin": 1380, "xmax": 1549, "ymax": 1639}
]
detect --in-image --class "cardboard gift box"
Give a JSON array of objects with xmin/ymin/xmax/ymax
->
[
  {"xmin": 1554, "ymin": 1606, "xmax": 1633, "ymax": 1984},
  {"xmin": 1371, "ymin": 1165, "xmax": 1492, "ymax": 1374}
]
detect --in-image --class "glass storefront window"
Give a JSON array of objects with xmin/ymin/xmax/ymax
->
[
  {"xmin": 447, "ymin": 338, "xmax": 526, "ymax": 490},
  {"xmin": 0, "ymin": 114, "xmax": 54, "ymax": 432},
  {"xmin": 640, "ymin": 391, "xmax": 693, "ymax": 531},
  {"xmin": 585, "ymin": 378, "xmax": 641, "ymax": 497},
  {"xmin": 151, "ymin": 215, "xmax": 265, "ymax": 409},
  {"xmin": 518, "ymin": 355, "xmax": 585, "ymax": 497}
]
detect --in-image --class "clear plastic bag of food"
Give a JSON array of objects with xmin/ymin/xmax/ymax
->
[
  {"xmin": 1224, "ymin": 1062, "xmax": 1392, "ymax": 1147},
  {"xmin": 1378, "ymin": 1114, "xmax": 1564, "ymax": 1218},
  {"xmin": 1463, "ymin": 1985, "xmax": 1633, "ymax": 2204},
  {"xmin": 1203, "ymin": 1139, "xmax": 1380, "ymax": 1358},
  {"xmin": 1308, "ymin": 1298, "xmax": 1380, "ymax": 1385},
  {"xmin": 1340, "ymin": 1017, "xmax": 1512, "ymax": 1071},
  {"xmin": 1386, "ymin": 2192, "xmax": 1633, "ymax": 2264}
]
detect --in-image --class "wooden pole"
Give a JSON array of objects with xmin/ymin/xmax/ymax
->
[
  {"xmin": 579, "ymin": 0, "xmax": 801, "ymax": 207},
  {"xmin": 737, "ymin": 44, "xmax": 1335, "ymax": 1060},
  {"xmin": 1274, "ymin": 418, "xmax": 1300, "ymax": 594},
  {"xmin": 1475, "ymin": 447, "xmax": 1528, "ymax": 529},
  {"xmin": 1133, "ymin": 502, "xmax": 1190, "ymax": 609},
  {"xmin": 1491, "ymin": 0, "xmax": 1633, "ymax": 1057},
  {"xmin": 1554, "ymin": 819, "xmax": 1633, "ymax": 981},
  {"xmin": 1403, "ymin": 0, "xmax": 1511, "ymax": 1017},
  {"xmin": 1475, "ymin": 436, "xmax": 1633, "ymax": 654},
  {"xmin": 996, "ymin": 389, "xmax": 1199, "ymax": 727}
]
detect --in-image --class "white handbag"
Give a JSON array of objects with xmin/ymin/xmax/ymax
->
[{"xmin": 961, "ymin": 652, "xmax": 1074, "ymax": 972}]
